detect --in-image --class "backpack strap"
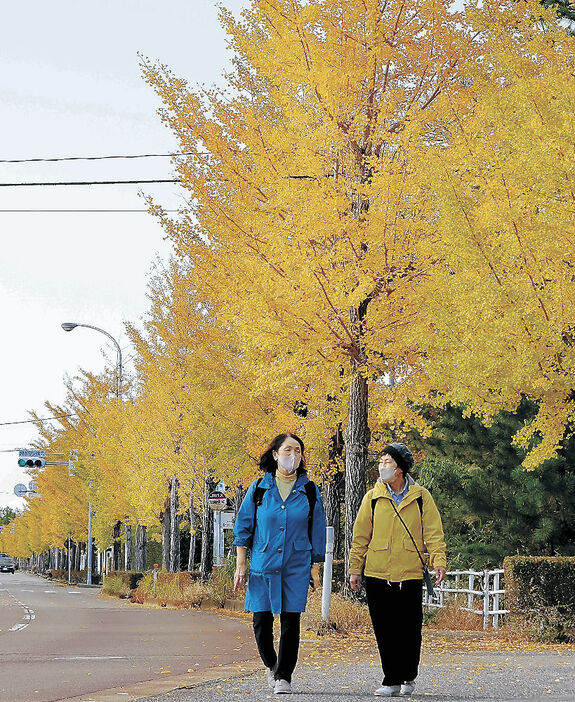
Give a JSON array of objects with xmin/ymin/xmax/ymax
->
[
  {"xmin": 304, "ymin": 480, "xmax": 317, "ymax": 544},
  {"xmin": 253, "ymin": 477, "xmax": 265, "ymax": 508}
]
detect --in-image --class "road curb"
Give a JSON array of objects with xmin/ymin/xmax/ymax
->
[{"xmin": 59, "ymin": 657, "xmax": 263, "ymax": 702}]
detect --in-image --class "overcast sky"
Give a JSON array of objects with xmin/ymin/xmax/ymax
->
[{"xmin": 0, "ymin": 0, "xmax": 247, "ymax": 510}]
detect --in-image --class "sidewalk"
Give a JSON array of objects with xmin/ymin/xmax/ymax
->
[{"xmin": 136, "ymin": 649, "xmax": 575, "ymax": 701}]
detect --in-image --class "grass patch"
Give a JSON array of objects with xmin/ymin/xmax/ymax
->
[
  {"xmin": 427, "ymin": 602, "xmax": 485, "ymax": 631},
  {"xmin": 131, "ymin": 571, "xmax": 210, "ymax": 607},
  {"xmin": 304, "ymin": 588, "xmax": 372, "ymax": 634},
  {"xmin": 102, "ymin": 573, "xmax": 133, "ymax": 598}
]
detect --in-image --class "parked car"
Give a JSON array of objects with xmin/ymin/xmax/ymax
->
[{"xmin": 0, "ymin": 554, "xmax": 16, "ymax": 573}]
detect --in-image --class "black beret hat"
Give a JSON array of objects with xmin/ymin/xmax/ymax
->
[{"xmin": 382, "ymin": 442, "xmax": 414, "ymax": 474}]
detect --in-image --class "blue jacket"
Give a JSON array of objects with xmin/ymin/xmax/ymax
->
[{"xmin": 233, "ymin": 471, "xmax": 327, "ymax": 613}]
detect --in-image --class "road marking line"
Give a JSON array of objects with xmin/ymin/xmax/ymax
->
[
  {"xmin": 54, "ymin": 656, "xmax": 129, "ymax": 661},
  {"xmin": 9, "ymin": 623, "xmax": 27, "ymax": 632},
  {"xmin": 5, "ymin": 591, "xmax": 36, "ymax": 633}
]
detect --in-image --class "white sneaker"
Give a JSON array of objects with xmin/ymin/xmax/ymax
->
[
  {"xmin": 266, "ymin": 668, "xmax": 275, "ymax": 689},
  {"xmin": 374, "ymin": 685, "xmax": 401, "ymax": 696},
  {"xmin": 274, "ymin": 679, "xmax": 292, "ymax": 694},
  {"xmin": 400, "ymin": 680, "xmax": 416, "ymax": 695}
]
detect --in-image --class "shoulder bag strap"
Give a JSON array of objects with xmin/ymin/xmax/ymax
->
[{"xmin": 389, "ymin": 496, "xmax": 435, "ymax": 596}]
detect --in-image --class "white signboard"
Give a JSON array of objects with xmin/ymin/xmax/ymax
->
[{"xmin": 221, "ymin": 511, "xmax": 235, "ymax": 530}]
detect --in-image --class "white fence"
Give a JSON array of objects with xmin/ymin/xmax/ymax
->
[{"xmin": 423, "ymin": 569, "xmax": 508, "ymax": 629}]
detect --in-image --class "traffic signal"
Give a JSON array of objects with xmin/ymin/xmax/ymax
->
[{"xmin": 17, "ymin": 458, "xmax": 46, "ymax": 468}]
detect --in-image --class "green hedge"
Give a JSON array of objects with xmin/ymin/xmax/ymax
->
[{"xmin": 504, "ymin": 556, "xmax": 575, "ymax": 642}]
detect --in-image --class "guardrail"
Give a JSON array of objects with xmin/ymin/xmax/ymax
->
[{"xmin": 424, "ymin": 568, "xmax": 508, "ymax": 629}]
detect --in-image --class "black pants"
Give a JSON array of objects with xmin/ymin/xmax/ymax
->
[
  {"xmin": 252, "ymin": 611, "xmax": 301, "ymax": 683},
  {"xmin": 365, "ymin": 577, "xmax": 423, "ymax": 687}
]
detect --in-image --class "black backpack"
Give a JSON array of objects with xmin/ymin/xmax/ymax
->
[{"xmin": 253, "ymin": 477, "xmax": 317, "ymax": 543}]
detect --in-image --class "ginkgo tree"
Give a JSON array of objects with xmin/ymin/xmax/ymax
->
[
  {"xmin": 402, "ymin": 0, "xmax": 575, "ymax": 468},
  {"xmin": 142, "ymin": 0, "xmax": 478, "ymax": 572}
]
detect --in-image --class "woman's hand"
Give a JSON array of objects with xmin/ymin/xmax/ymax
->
[
  {"xmin": 435, "ymin": 566, "xmax": 446, "ymax": 585},
  {"xmin": 349, "ymin": 574, "xmax": 362, "ymax": 592},
  {"xmin": 233, "ymin": 563, "xmax": 248, "ymax": 591},
  {"xmin": 234, "ymin": 547, "xmax": 248, "ymax": 592},
  {"xmin": 310, "ymin": 564, "xmax": 321, "ymax": 591}
]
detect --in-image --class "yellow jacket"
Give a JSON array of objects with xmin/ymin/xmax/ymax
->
[{"xmin": 349, "ymin": 478, "xmax": 446, "ymax": 581}]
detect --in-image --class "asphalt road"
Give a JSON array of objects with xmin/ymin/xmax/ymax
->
[
  {"xmin": 136, "ymin": 650, "xmax": 575, "ymax": 702},
  {"xmin": 0, "ymin": 571, "xmax": 257, "ymax": 702}
]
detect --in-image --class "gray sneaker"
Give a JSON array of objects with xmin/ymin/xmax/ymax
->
[
  {"xmin": 266, "ymin": 668, "xmax": 275, "ymax": 689},
  {"xmin": 400, "ymin": 680, "xmax": 416, "ymax": 695},
  {"xmin": 374, "ymin": 685, "xmax": 401, "ymax": 696},
  {"xmin": 274, "ymin": 679, "xmax": 292, "ymax": 694}
]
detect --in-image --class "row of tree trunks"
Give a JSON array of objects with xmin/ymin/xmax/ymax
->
[
  {"xmin": 188, "ymin": 480, "xmax": 196, "ymax": 572},
  {"xmin": 160, "ymin": 476, "xmax": 181, "ymax": 572},
  {"xmin": 169, "ymin": 476, "xmax": 181, "ymax": 572},
  {"xmin": 135, "ymin": 523, "xmax": 146, "ymax": 571},
  {"xmin": 36, "ymin": 477, "xmax": 220, "ymax": 577},
  {"xmin": 200, "ymin": 476, "xmax": 215, "ymax": 581},
  {"xmin": 125, "ymin": 524, "xmax": 133, "ymax": 571},
  {"xmin": 161, "ymin": 500, "xmax": 170, "ymax": 570},
  {"xmin": 113, "ymin": 521, "xmax": 122, "ymax": 570}
]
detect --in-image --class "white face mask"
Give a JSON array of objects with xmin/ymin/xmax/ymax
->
[
  {"xmin": 378, "ymin": 465, "xmax": 396, "ymax": 483},
  {"xmin": 274, "ymin": 453, "xmax": 300, "ymax": 474}
]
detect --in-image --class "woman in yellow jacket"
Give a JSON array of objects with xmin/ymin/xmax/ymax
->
[{"xmin": 349, "ymin": 443, "xmax": 446, "ymax": 697}]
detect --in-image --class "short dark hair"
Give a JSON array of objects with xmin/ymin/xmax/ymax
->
[{"xmin": 259, "ymin": 433, "xmax": 307, "ymax": 475}]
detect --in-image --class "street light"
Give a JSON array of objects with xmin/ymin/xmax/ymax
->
[
  {"xmin": 61, "ymin": 322, "xmax": 123, "ymax": 586},
  {"xmin": 61, "ymin": 322, "xmax": 123, "ymax": 398}
]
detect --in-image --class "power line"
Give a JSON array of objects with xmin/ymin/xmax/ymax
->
[
  {"xmin": 0, "ymin": 179, "xmax": 179, "ymax": 188},
  {"xmin": 0, "ymin": 209, "xmax": 182, "ymax": 213},
  {"xmin": 0, "ymin": 152, "xmax": 193, "ymax": 164},
  {"xmin": 0, "ymin": 414, "xmax": 77, "ymax": 427}
]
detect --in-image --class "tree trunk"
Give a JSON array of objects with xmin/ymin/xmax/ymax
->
[
  {"xmin": 188, "ymin": 481, "xmax": 196, "ymax": 572},
  {"xmin": 344, "ymin": 365, "xmax": 370, "ymax": 583},
  {"xmin": 135, "ymin": 524, "xmax": 147, "ymax": 571},
  {"xmin": 326, "ymin": 424, "xmax": 345, "ymax": 559},
  {"xmin": 113, "ymin": 521, "xmax": 122, "ymax": 571},
  {"xmin": 234, "ymin": 484, "xmax": 245, "ymax": 516},
  {"xmin": 169, "ymin": 476, "xmax": 181, "ymax": 572},
  {"xmin": 75, "ymin": 543, "xmax": 82, "ymax": 571},
  {"xmin": 200, "ymin": 476, "xmax": 215, "ymax": 581},
  {"xmin": 323, "ymin": 471, "xmax": 343, "ymax": 560},
  {"xmin": 125, "ymin": 524, "xmax": 133, "ymax": 571},
  {"xmin": 161, "ymin": 495, "xmax": 171, "ymax": 570}
]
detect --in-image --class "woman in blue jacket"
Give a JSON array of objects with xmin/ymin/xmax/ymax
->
[{"xmin": 233, "ymin": 433, "xmax": 326, "ymax": 695}]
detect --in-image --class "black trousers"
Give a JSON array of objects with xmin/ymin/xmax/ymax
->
[
  {"xmin": 365, "ymin": 576, "xmax": 423, "ymax": 687},
  {"xmin": 252, "ymin": 611, "xmax": 301, "ymax": 683}
]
